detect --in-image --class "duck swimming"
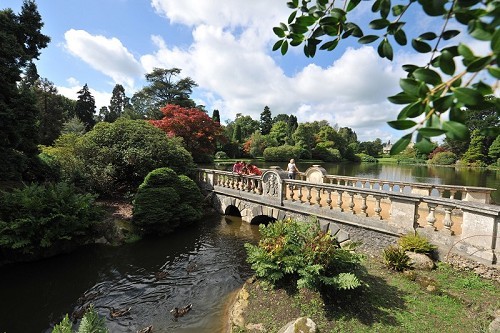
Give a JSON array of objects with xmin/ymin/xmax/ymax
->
[
  {"xmin": 154, "ymin": 271, "xmax": 169, "ymax": 280},
  {"xmin": 110, "ymin": 306, "xmax": 131, "ymax": 318},
  {"xmin": 170, "ymin": 304, "xmax": 192, "ymax": 318},
  {"xmin": 137, "ymin": 325, "xmax": 153, "ymax": 333}
]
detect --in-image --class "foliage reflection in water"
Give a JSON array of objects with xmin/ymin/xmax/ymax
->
[{"xmin": 0, "ymin": 215, "xmax": 259, "ymax": 333}]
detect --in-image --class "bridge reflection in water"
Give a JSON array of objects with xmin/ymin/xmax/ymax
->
[{"xmin": 196, "ymin": 166, "xmax": 500, "ymax": 266}]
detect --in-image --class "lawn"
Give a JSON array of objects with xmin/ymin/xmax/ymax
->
[{"xmin": 233, "ymin": 255, "xmax": 499, "ymax": 333}]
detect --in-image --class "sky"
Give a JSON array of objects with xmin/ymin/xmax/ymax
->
[{"xmin": 2, "ymin": 0, "xmax": 489, "ymax": 142}]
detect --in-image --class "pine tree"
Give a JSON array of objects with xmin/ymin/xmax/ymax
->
[
  {"xmin": 75, "ymin": 84, "xmax": 96, "ymax": 131},
  {"xmin": 212, "ymin": 109, "xmax": 220, "ymax": 123},
  {"xmin": 107, "ymin": 84, "xmax": 128, "ymax": 122},
  {"xmin": 462, "ymin": 130, "xmax": 486, "ymax": 164},
  {"xmin": 260, "ymin": 106, "xmax": 273, "ymax": 135}
]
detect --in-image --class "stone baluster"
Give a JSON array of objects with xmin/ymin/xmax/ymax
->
[
  {"xmin": 389, "ymin": 183, "xmax": 394, "ymax": 192},
  {"xmin": 336, "ymin": 190, "xmax": 344, "ymax": 211},
  {"xmin": 289, "ymin": 184, "xmax": 295, "ymax": 201},
  {"xmin": 369, "ymin": 181, "xmax": 375, "ymax": 189},
  {"xmin": 360, "ymin": 194, "xmax": 368, "ymax": 217},
  {"xmin": 438, "ymin": 189, "xmax": 445, "ymax": 198},
  {"xmin": 399, "ymin": 185, "xmax": 404, "ymax": 193},
  {"xmin": 347, "ymin": 191, "xmax": 355, "ymax": 214},
  {"xmin": 373, "ymin": 195, "xmax": 382, "ymax": 220},
  {"xmin": 306, "ymin": 186, "xmax": 313, "ymax": 204},
  {"xmin": 315, "ymin": 187, "xmax": 322, "ymax": 206},
  {"xmin": 326, "ymin": 189, "xmax": 332, "ymax": 209},
  {"xmin": 426, "ymin": 203, "xmax": 437, "ymax": 230},
  {"xmin": 449, "ymin": 190, "xmax": 456, "ymax": 200},
  {"xmin": 298, "ymin": 186, "xmax": 303, "ymax": 202},
  {"xmin": 442, "ymin": 205, "xmax": 455, "ymax": 235}
]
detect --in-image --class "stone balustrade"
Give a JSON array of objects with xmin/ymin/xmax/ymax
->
[{"xmin": 196, "ymin": 168, "xmax": 500, "ymax": 265}]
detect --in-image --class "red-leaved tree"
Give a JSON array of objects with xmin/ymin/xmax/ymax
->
[{"xmin": 150, "ymin": 104, "xmax": 226, "ymax": 158}]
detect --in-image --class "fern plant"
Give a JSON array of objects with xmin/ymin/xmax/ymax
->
[
  {"xmin": 398, "ymin": 232, "xmax": 437, "ymax": 254},
  {"xmin": 383, "ymin": 246, "xmax": 413, "ymax": 272},
  {"xmin": 52, "ymin": 305, "xmax": 108, "ymax": 333},
  {"xmin": 245, "ymin": 218, "xmax": 362, "ymax": 291}
]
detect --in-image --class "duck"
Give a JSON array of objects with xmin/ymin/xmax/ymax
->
[
  {"xmin": 110, "ymin": 306, "xmax": 131, "ymax": 318},
  {"xmin": 137, "ymin": 325, "xmax": 153, "ymax": 333},
  {"xmin": 154, "ymin": 271, "xmax": 169, "ymax": 280},
  {"xmin": 77, "ymin": 291, "xmax": 100, "ymax": 305},
  {"xmin": 170, "ymin": 304, "xmax": 192, "ymax": 318},
  {"xmin": 71, "ymin": 303, "xmax": 90, "ymax": 323},
  {"xmin": 186, "ymin": 262, "xmax": 197, "ymax": 273}
]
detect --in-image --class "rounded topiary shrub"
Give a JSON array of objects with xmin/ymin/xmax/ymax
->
[
  {"xmin": 132, "ymin": 168, "xmax": 204, "ymax": 235},
  {"xmin": 215, "ymin": 151, "xmax": 229, "ymax": 159},
  {"xmin": 429, "ymin": 151, "xmax": 457, "ymax": 165},
  {"xmin": 263, "ymin": 145, "xmax": 302, "ymax": 162}
]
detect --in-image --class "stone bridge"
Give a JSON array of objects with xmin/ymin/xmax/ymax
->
[{"xmin": 195, "ymin": 166, "xmax": 499, "ymax": 266}]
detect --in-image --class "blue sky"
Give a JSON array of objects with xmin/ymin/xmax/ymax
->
[{"xmin": 3, "ymin": 0, "xmax": 486, "ymax": 142}]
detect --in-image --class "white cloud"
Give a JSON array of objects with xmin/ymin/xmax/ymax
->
[
  {"xmin": 57, "ymin": 81, "xmax": 111, "ymax": 112},
  {"xmin": 64, "ymin": 29, "xmax": 144, "ymax": 90}
]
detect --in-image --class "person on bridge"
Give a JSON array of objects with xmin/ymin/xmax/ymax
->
[
  {"xmin": 287, "ymin": 159, "xmax": 299, "ymax": 179},
  {"xmin": 246, "ymin": 164, "xmax": 262, "ymax": 176},
  {"xmin": 232, "ymin": 161, "xmax": 243, "ymax": 174}
]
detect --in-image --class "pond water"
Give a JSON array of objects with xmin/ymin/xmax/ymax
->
[
  {"xmin": 0, "ymin": 215, "xmax": 260, "ymax": 333},
  {"xmin": 214, "ymin": 161, "xmax": 499, "ymax": 204}
]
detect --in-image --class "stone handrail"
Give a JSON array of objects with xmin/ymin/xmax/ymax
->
[
  {"xmin": 196, "ymin": 168, "xmax": 500, "ymax": 265},
  {"xmin": 299, "ymin": 165, "xmax": 495, "ymax": 204}
]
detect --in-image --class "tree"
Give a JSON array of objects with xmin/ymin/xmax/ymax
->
[
  {"xmin": 150, "ymin": 104, "xmax": 226, "ymax": 160},
  {"xmin": 33, "ymin": 78, "xmax": 65, "ymax": 145},
  {"xmin": 338, "ymin": 127, "xmax": 358, "ymax": 145},
  {"xmin": 260, "ymin": 106, "xmax": 273, "ymax": 135},
  {"xmin": 269, "ymin": 121, "xmax": 288, "ymax": 146},
  {"xmin": 273, "ymin": 0, "xmax": 499, "ymax": 154},
  {"xmin": 286, "ymin": 114, "xmax": 298, "ymax": 145},
  {"xmin": 462, "ymin": 130, "xmax": 487, "ymax": 165},
  {"xmin": 0, "ymin": 0, "xmax": 50, "ymax": 180},
  {"xmin": 132, "ymin": 68, "xmax": 197, "ymax": 119},
  {"xmin": 107, "ymin": 84, "xmax": 128, "ymax": 122},
  {"xmin": 293, "ymin": 123, "xmax": 317, "ymax": 158},
  {"xmin": 73, "ymin": 119, "xmax": 195, "ymax": 195},
  {"xmin": 232, "ymin": 123, "xmax": 242, "ymax": 143},
  {"xmin": 212, "ymin": 109, "xmax": 221, "ymax": 123},
  {"xmin": 488, "ymin": 136, "xmax": 500, "ymax": 162},
  {"xmin": 75, "ymin": 84, "xmax": 96, "ymax": 131},
  {"xmin": 273, "ymin": 113, "xmax": 290, "ymax": 124}
]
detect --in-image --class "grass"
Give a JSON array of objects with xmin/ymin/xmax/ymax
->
[
  {"xmin": 235, "ymin": 256, "xmax": 499, "ymax": 333},
  {"xmin": 377, "ymin": 157, "xmax": 399, "ymax": 163}
]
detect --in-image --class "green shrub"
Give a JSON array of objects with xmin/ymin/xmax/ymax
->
[
  {"xmin": 74, "ymin": 119, "xmax": 196, "ymax": 195},
  {"xmin": 398, "ymin": 232, "xmax": 437, "ymax": 254},
  {"xmin": 356, "ymin": 153, "xmax": 378, "ymax": 163},
  {"xmin": 428, "ymin": 151, "xmax": 457, "ymax": 165},
  {"xmin": 0, "ymin": 182, "xmax": 102, "ymax": 259},
  {"xmin": 244, "ymin": 218, "xmax": 363, "ymax": 291},
  {"xmin": 383, "ymin": 245, "xmax": 412, "ymax": 271},
  {"xmin": 215, "ymin": 151, "xmax": 229, "ymax": 159},
  {"xmin": 263, "ymin": 145, "xmax": 302, "ymax": 162},
  {"xmin": 133, "ymin": 168, "xmax": 204, "ymax": 235},
  {"xmin": 312, "ymin": 145, "xmax": 342, "ymax": 162}
]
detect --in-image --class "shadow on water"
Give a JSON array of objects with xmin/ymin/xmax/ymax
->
[{"xmin": 0, "ymin": 215, "xmax": 260, "ymax": 333}]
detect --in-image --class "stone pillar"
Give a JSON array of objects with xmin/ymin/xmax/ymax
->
[
  {"xmin": 389, "ymin": 196, "xmax": 420, "ymax": 233},
  {"xmin": 460, "ymin": 207, "xmax": 499, "ymax": 264},
  {"xmin": 464, "ymin": 189, "xmax": 493, "ymax": 204}
]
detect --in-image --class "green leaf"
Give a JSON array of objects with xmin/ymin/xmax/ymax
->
[
  {"xmin": 418, "ymin": 0, "xmax": 447, "ymax": 16},
  {"xmin": 369, "ymin": 18, "xmax": 390, "ymax": 30},
  {"xmin": 413, "ymin": 68, "xmax": 442, "ymax": 85},
  {"xmin": 472, "ymin": 81, "xmax": 493, "ymax": 95},
  {"xmin": 468, "ymin": 20, "xmax": 493, "ymax": 41},
  {"xmin": 296, "ymin": 15, "xmax": 317, "ymax": 26},
  {"xmin": 457, "ymin": 43, "xmax": 475, "ymax": 60},
  {"xmin": 272, "ymin": 40, "xmax": 284, "ymax": 51},
  {"xmin": 281, "ymin": 40, "xmax": 289, "ymax": 55},
  {"xmin": 378, "ymin": 38, "xmax": 393, "ymax": 60},
  {"xmin": 290, "ymin": 23, "xmax": 309, "ymax": 34},
  {"xmin": 394, "ymin": 29, "xmax": 407, "ymax": 45},
  {"xmin": 419, "ymin": 32, "xmax": 437, "ymax": 40},
  {"xmin": 414, "ymin": 137, "xmax": 435, "ymax": 153},
  {"xmin": 449, "ymin": 106, "xmax": 466, "ymax": 123},
  {"xmin": 402, "ymin": 64, "xmax": 418, "ymax": 74},
  {"xmin": 492, "ymin": 28, "xmax": 500, "ymax": 54},
  {"xmin": 442, "ymin": 121, "xmax": 469, "ymax": 140},
  {"xmin": 417, "ymin": 128, "xmax": 446, "ymax": 137},
  {"xmin": 392, "ymin": 4, "xmax": 406, "ymax": 16},
  {"xmin": 273, "ymin": 27, "xmax": 286, "ymax": 38},
  {"xmin": 346, "ymin": 0, "xmax": 362, "ymax": 12},
  {"xmin": 488, "ymin": 66, "xmax": 500, "ymax": 79},
  {"xmin": 358, "ymin": 35, "xmax": 379, "ymax": 44},
  {"xmin": 287, "ymin": 0, "xmax": 299, "ymax": 9},
  {"xmin": 432, "ymin": 95, "xmax": 454, "ymax": 111},
  {"xmin": 388, "ymin": 92, "xmax": 418, "ymax": 104},
  {"xmin": 388, "ymin": 120, "xmax": 417, "ymax": 130},
  {"xmin": 390, "ymin": 134, "xmax": 412, "ymax": 155},
  {"xmin": 319, "ymin": 39, "xmax": 339, "ymax": 51},
  {"xmin": 439, "ymin": 50, "xmax": 456, "ymax": 75},
  {"xmin": 442, "ymin": 30, "xmax": 461, "ymax": 40},
  {"xmin": 457, "ymin": 0, "xmax": 481, "ymax": 7},
  {"xmin": 399, "ymin": 78, "xmax": 421, "ymax": 96},
  {"xmin": 466, "ymin": 55, "xmax": 494, "ymax": 72},
  {"xmin": 412, "ymin": 39, "xmax": 432, "ymax": 53},
  {"xmin": 453, "ymin": 87, "xmax": 484, "ymax": 106},
  {"xmin": 288, "ymin": 11, "xmax": 297, "ymax": 24}
]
